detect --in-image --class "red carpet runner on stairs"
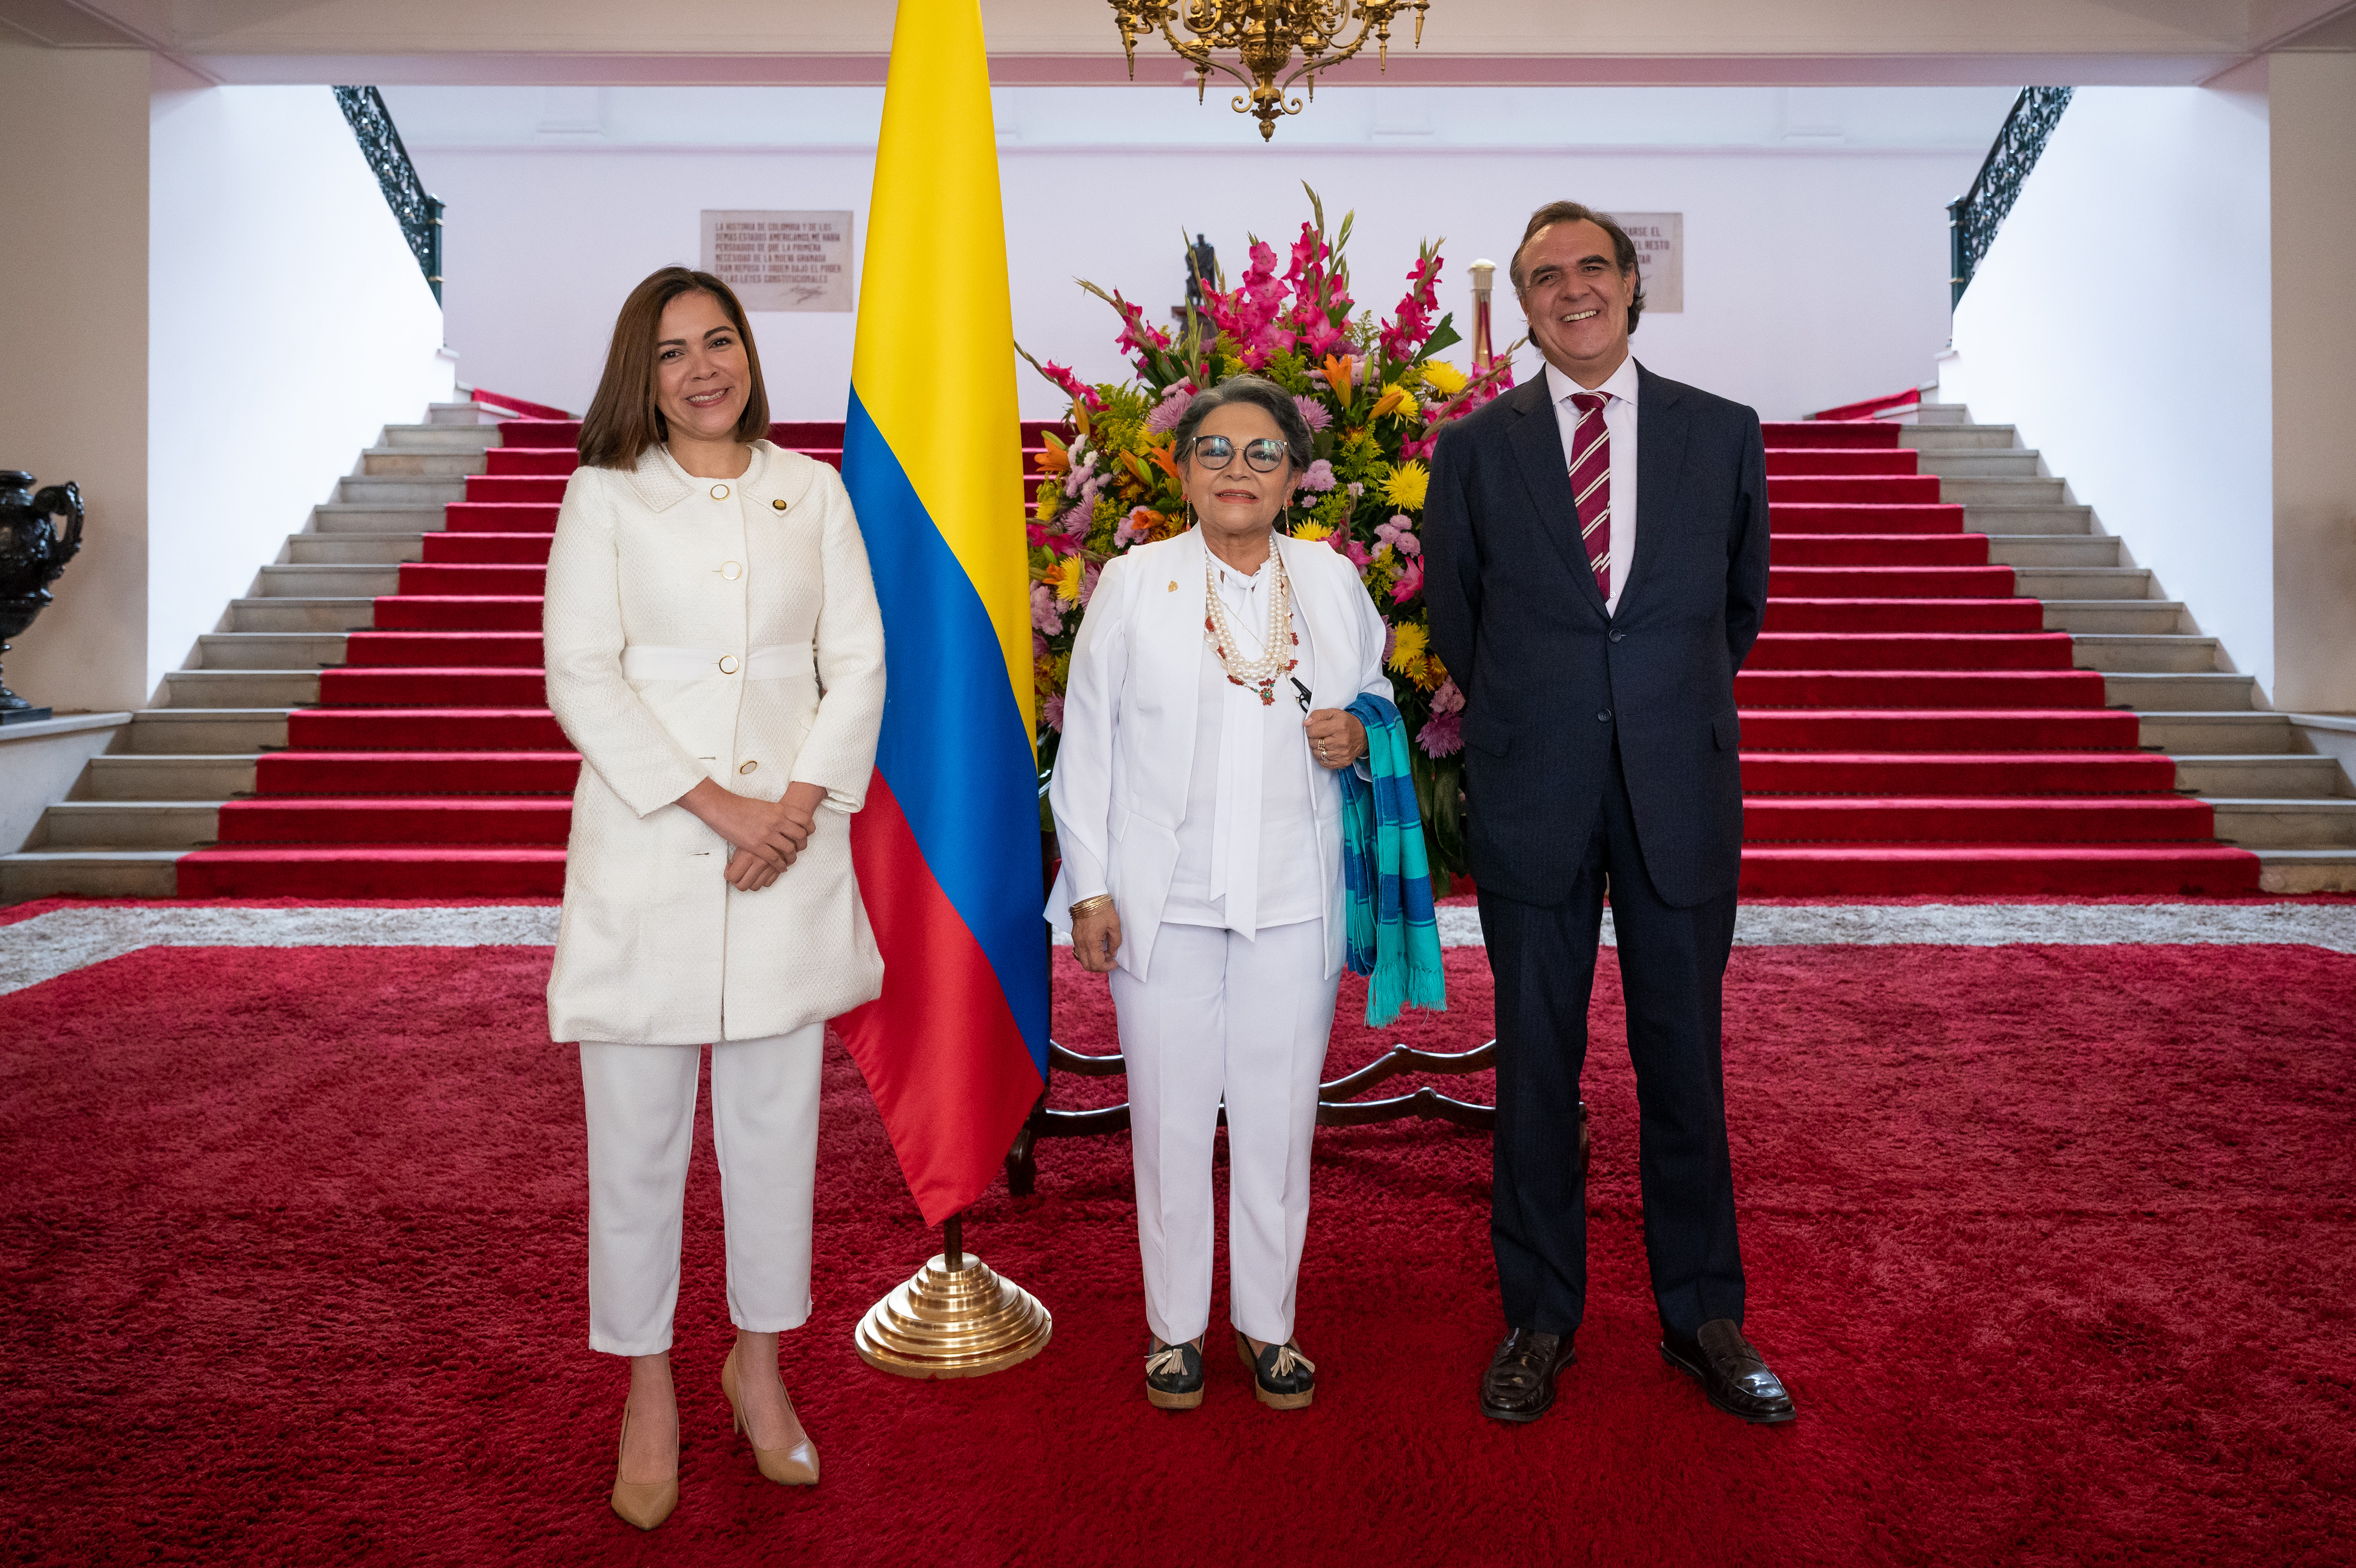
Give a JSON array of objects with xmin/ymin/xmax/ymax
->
[{"xmin": 175, "ymin": 415, "xmax": 2261, "ymax": 897}]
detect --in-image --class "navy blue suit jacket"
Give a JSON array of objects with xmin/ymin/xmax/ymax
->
[{"xmin": 1424, "ymin": 362, "xmax": 1771, "ymax": 909}]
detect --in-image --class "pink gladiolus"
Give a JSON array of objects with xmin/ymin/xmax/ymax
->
[
  {"xmin": 1038, "ymin": 359, "xmax": 1105, "ymax": 412},
  {"xmin": 1026, "ymin": 522, "xmax": 1080, "ymax": 555},
  {"xmin": 1302, "ymin": 316, "xmax": 1349, "ymax": 360},
  {"xmin": 1388, "ymin": 558, "xmax": 1424, "ymax": 603}
]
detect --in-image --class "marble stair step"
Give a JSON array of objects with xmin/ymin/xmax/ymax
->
[
  {"xmin": 360, "ymin": 448, "xmax": 487, "ymax": 478},
  {"xmin": 2041, "ymin": 599, "xmax": 2186, "ymax": 634},
  {"xmin": 31, "ymin": 800, "xmax": 221, "ymax": 850},
  {"xmin": 285, "ymin": 532, "xmax": 428, "ymax": 565},
  {"xmin": 1987, "ymin": 535, "xmax": 2122, "ymax": 568},
  {"xmin": 2173, "ymin": 755, "xmax": 2348, "ymax": 798},
  {"xmin": 120, "ymin": 710, "xmax": 289, "ymax": 755},
  {"xmin": 2101, "ymin": 671, "xmax": 2260, "ymax": 712},
  {"xmin": 226, "ymin": 596, "xmax": 380, "ymax": 633},
  {"xmin": 2068, "ymin": 634, "xmax": 2219, "ymax": 674},
  {"xmin": 2137, "ymin": 712, "xmax": 2301, "ymax": 755},
  {"xmin": 0, "ymin": 850, "xmax": 184, "ymax": 900},
  {"xmin": 194, "ymin": 632, "xmax": 348, "ymax": 670},
  {"xmin": 80, "ymin": 755, "xmax": 260, "ymax": 800}
]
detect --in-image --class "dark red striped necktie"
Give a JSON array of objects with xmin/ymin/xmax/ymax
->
[{"xmin": 1567, "ymin": 391, "xmax": 1611, "ymax": 600}]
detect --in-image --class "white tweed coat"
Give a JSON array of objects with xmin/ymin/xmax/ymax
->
[{"xmin": 543, "ymin": 440, "xmax": 887, "ymax": 1045}]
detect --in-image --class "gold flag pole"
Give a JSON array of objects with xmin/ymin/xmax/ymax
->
[
  {"xmin": 855, "ymin": 1212, "xmax": 1053, "ymax": 1378},
  {"xmin": 1468, "ymin": 257, "xmax": 1496, "ymax": 370}
]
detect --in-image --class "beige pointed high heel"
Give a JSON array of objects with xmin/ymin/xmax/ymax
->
[
  {"xmin": 609, "ymin": 1405, "xmax": 679, "ymax": 1530},
  {"xmin": 721, "ymin": 1345, "xmax": 820, "ymax": 1487}
]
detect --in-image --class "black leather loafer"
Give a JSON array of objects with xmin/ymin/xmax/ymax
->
[
  {"xmin": 1479, "ymin": 1327, "xmax": 1576, "ymax": 1423},
  {"xmin": 1235, "ymin": 1332, "xmax": 1316, "ymax": 1410},
  {"xmin": 1145, "ymin": 1335, "xmax": 1205, "ymax": 1410},
  {"xmin": 1660, "ymin": 1318, "xmax": 1796, "ymax": 1424}
]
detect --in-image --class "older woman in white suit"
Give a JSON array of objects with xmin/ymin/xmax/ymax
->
[
  {"xmin": 1048, "ymin": 373, "xmax": 1393, "ymax": 1412},
  {"xmin": 543, "ymin": 266, "xmax": 885, "ymax": 1529}
]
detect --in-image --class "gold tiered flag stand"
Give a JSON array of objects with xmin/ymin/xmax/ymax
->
[{"xmin": 855, "ymin": 1216, "xmax": 1053, "ymax": 1378}]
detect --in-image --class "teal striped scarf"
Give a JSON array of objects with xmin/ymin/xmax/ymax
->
[{"xmin": 1337, "ymin": 693, "xmax": 1448, "ymax": 1028}]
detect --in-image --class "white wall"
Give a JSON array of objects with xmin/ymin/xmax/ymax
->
[
  {"xmin": 0, "ymin": 41, "xmax": 151, "ymax": 715},
  {"xmin": 1939, "ymin": 81, "xmax": 2276, "ymax": 696},
  {"xmin": 2267, "ymin": 52, "xmax": 2356, "ymax": 714},
  {"xmin": 391, "ymin": 85, "xmax": 2001, "ymax": 424},
  {"xmin": 147, "ymin": 85, "xmax": 454, "ymax": 695}
]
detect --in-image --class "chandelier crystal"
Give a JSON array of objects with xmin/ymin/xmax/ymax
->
[{"xmin": 1108, "ymin": 1, "xmax": 1433, "ymax": 142}]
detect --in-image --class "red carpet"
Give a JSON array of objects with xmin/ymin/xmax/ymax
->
[
  {"xmin": 175, "ymin": 414, "xmax": 2262, "ymax": 899},
  {"xmin": 4, "ymin": 939, "xmax": 2351, "ymax": 1564}
]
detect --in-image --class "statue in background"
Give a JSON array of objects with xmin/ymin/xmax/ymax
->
[
  {"xmin": 0, "ymin": 472, "xmax": 84, "ymax": 725},
  {"xmin": 1184, "ymin": 233, "xmax": 1219, "ymax": 310}
]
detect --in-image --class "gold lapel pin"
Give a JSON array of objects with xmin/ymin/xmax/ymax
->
[
  {"xmin": 1167, "ymin": 581, "xmax": 1177, "ymax": 591},
  {"xmin": 772, "ymin": 498, "xmax": 788, "ymax": 511}
]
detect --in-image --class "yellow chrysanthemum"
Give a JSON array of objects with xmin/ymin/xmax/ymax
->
[
  {"xmin": 1387, "ymin": 619, "xmax": 1430, "ymax": 676},
  {"xmin": 1289, "ymin": 521, "xmax": 1336, "ymax": 544},
  {"xmin": 1421, "ymin": 360, "xmax": 1468, "ymax": 398},
  {"xmin": 1048, "ymin": 555, "xmax": 1086, "ymax": 604},
  {"xmin": 1369, "ymin": 383, "xmax": 1421, "ymax": 423},
  {"xmin": 1382, "ymin": 460, "xmax": 1430, "ymax": 512}
]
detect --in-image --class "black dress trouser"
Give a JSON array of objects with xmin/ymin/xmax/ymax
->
[{"xmin": 1477, "ymin": 737, "xmax": 1745, "ymax": 1342}]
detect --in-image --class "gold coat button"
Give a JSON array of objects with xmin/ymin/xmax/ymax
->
[
  {"xmin": 722, "ymin": 561, "xmax": 743, "ymax": 580},
  {"xmin": 772, "ymin": 498, "xmax": 788, "ymax": 511},
  {"xmin": 718, "ymin": 654, "xmax": 740, "ymax": 674},
  {"xmin": 738, "ymin": 760, "xmax": 759, "ymax": 775},
  {"xmin": 710, "ymin": 482, "xmax": 731, "ymax": 500}
]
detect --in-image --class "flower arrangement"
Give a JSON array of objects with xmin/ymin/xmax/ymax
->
[{"xmin": 1021, "ymin": 186, "xmax": 1520, "ymax": 885}]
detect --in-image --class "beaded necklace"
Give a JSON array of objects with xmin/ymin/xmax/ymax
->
[{"xmin": 1203, "ymin": 543, "xmax": 1299, "ymax": 706}]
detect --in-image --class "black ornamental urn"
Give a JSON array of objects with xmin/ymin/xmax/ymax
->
[{"xmin": 0, "ymin": 472, "xmax": 85, "ymax": 725}]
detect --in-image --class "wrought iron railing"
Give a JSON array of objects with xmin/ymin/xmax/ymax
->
[
  {"xmin": 1948, "ymin": 87, "xmax": 2073, "ymax": 308},
  {"xmin": 332, "ymin": 85, "xmax": 444, "ymax": 305}
]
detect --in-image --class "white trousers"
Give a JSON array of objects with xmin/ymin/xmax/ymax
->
[
  {"xmin": 1110, "ymin": 919, "xmax": 1338, "ymax": 1347},
  {"xmin": 579, "ymin": 1024, "xmax": 823, "ymax": 1357}
]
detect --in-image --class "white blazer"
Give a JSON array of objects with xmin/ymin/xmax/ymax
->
[
  {"xmin": 543, "ymin": 441, "xmax": 888, "ymax": 1045},
  {"xmin": 1047, "ymin": 528, "xmax": 1395, "ymax": 983}
]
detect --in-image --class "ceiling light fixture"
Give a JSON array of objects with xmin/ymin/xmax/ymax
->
[{"xmin": 1107, "ymin": 1, "xmax": 1434, "ymax": 142}]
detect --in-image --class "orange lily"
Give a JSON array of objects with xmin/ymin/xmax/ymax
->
[
  {"xmin": 1146, "ymin": 442, "xmax": 1184, "ymax": 485},
  {"xmin": 1320, "ymin": 353, "xmax": 1356, "ymax": 409}
]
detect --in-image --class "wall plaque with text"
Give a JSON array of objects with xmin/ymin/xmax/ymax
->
[
  {"xmin": 1609, "ymin": 212, "xmax": 1683, "ymax": 314},
  {"xmin": 700, "ymin": 210, "xmax": 854, "ymax": 312}
]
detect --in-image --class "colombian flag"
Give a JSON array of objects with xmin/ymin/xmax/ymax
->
[{"xmin": 838, "ymin": 0, "xmax": 1048, "ymax": 1226}]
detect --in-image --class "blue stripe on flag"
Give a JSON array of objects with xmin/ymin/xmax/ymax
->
[{"xmin": 841, "ymin": 392, "xmax": 1050, "ymax": 1074}]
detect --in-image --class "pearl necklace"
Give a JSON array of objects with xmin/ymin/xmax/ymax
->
[{"xmin": 1203, "ymin": 545, "xmax": 1299, "ymax": 706}]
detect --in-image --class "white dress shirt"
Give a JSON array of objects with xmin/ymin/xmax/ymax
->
[
  {"xmin": 1163, "ymin": 551, "xmax": 1322, "ymax": 935},
  {"xmin": 1543, "ymin": 355, "xmax": 1640, "ymax": 615}
]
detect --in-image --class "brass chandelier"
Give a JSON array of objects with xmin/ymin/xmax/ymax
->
[{"xmin": 1108, "ymin": 1, "xmax": 1434, "ymax": 142}]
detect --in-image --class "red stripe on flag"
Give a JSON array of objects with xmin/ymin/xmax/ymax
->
[{"xmin": 837, "ymin": 770, "xmax": 1045, "ymax": 1225}]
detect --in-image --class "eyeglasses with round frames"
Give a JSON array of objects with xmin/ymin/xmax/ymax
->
[{"xmin": 1186, "ymin": 434, "xmax": 1289, "ymax": 473}]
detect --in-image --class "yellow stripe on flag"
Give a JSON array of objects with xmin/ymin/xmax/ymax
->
[{"xmin": 852, "ymin": 0, "xmax": 1031, "ymax": 742}]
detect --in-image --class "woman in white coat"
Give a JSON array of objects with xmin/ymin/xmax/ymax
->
[
  {"xmin": 1048, "ymin": 374, "xmax": 1394, "ymax": 1412},
  {"xmin": 543, "ymin": 266, "xmax": 885, "ymax": 1528}
]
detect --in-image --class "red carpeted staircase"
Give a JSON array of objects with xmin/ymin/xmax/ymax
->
[
  {"xmin": 1740, "ymin": 419, "xmax": 2255, "ymax": 894},
  {"xmin": 174, "ymin": 413, "xmax": 2262, "ymax": 898},
  {"xmin": 174, "ymin": 421, "xmax": 1064, "ymax": 897}
]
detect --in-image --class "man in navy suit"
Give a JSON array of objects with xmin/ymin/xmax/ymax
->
[{"xmin": 1424, "ymin": 201, "xmax": 1794, "ymax": 1425}]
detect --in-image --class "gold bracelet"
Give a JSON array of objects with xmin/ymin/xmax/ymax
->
[{"xmin": 1068, "ymin": 894, "xmax": 1114, "ymax": 919}]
